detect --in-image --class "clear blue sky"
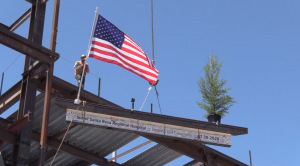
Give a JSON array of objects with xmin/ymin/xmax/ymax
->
[{"xmin": 1, "ymin": 0, "xmax": 299, "ymax": 165}]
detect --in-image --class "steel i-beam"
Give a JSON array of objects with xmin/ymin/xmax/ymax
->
[{"xmin": 12, "ymin": 1, "xmax": 47, "ymax": 165}]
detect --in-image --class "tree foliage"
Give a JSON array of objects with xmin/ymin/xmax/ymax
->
[{"xmin": 197, "ymin": 53, "xmax": 236, "ymax": 118}]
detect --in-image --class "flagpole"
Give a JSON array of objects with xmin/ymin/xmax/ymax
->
[{"xmin": 74, "ymin": 7, "xmax": 99, "ymax": 104}]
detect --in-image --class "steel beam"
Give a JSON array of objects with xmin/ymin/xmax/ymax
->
[
  {"xmin": 0, "ymin": 124, "xmax": 120, "ymax": 166},
  {"xmin": 0, "ymin": 114, "xmax": 29, "ymax": 148},
  {"xmin": 37, "ymin": 75, "xmax": 121, "ymax": 106},
  {"xmin": 0, "ymin": 74, "xmax": 119, "ymax": 117},
  {"xmin": 0, "ymin": 127, "xmax": 15, "ymax": 145},
  {"xmin": 55, "ymin": 98, "xmax": 247, "ymax": 136},
  {"xmin": 0, "ymin": 80, "xmax": 21, "ymax": 115},
  {"xmin": 108, "ymin": 140, "xmax": 152, "ymax": 162},
  {"xmin": 2, "ymin": 114, "xmax": 29, "ymax": 132},
  {"xmin": 25, "ymin": 0, "xmax": 36, "ymax": 4},
  {"xmin": 73, "ymin": 160, "xmax": 92, "ymax": 166},
  {"xmin": 143, "ymin": 135, "xmax": 248, "ymax": 166},
  {"xmin": 0, "ymin": 27, "xmax": 58, "ymax": 65},
  {"xmin": 0, "ymin": 23, "xmax": 8, "ymax": 30},
  {"xmin": 25, "ymin": 0, "xmax": 50, "ymax": 4},
  {"xmin": 0, "ymin": 117, "xmax": 12, "ymax": 128},
  {"xmin": 31, "ymin": 131, "xmax": 121, "ymax": 166},
  {"xmin": 183, "ymin": 160, "xmax": 204, "ymax": 166},
  {"xmin": 9, "ymin": 8, "xmax": 31, "ymax": 32}
]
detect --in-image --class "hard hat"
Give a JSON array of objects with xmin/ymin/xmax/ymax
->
[{"xmin": 81, "ymin": 54, "xmax": 86, "ymax": 58}]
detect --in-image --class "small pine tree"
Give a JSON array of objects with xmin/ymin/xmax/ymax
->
[{"xmin": 197, "ymin": 53, "xmax": 236, "ymax": 118}]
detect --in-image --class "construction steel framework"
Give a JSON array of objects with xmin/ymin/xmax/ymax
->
[{"xmin": 0, "ymin": 0, "xmax": 248, "ymax": 166}]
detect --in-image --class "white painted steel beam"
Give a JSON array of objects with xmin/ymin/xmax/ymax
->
[{"xmin": 66, "ymin": 109, "xmax": 231, "ymax": 146}]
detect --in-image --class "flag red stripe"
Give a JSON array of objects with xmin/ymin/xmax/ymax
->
[
  {"xmin": 123, "ymin": 40, "xmax": 149, "ymax": 61},
  {"xmin": 125, "ymin": 35, "xmax": 145, "ymax": 54},
  {"xmin": 90, "ymin": 48, "xmax": 158, "ymax": 79},
  {"xmin": 89, "ymin": 54, "xmax": 157, "ymax": 84},
  {"xmin": 90, "ymin": 45, "xmax": 158, "ymax": 78},
  {"xmin": 91, "ymin": 41, "xmax": 158, "ymax": 75},
  {"xmin": 92, "ymin": 40, "xmax": 150, "ymax": 69}
]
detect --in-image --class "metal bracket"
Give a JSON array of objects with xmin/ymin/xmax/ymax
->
[
  {"xmin": 22, "ymin": 61, "xmax": 50, "ymax": 80},
  {"xmin": 28, "ymin": 110, "xmax": 33, "ymax": 121}
]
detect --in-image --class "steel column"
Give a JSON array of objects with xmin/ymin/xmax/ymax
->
[
  {"xmin": 249, "ymin": 150, "xmax": 252, "ymax": 166},
  {"xmin": 12, "ymin": 4, "xmax": 37, "ymax": 163},
  {"xmin": 12, "ymin": 1, "xmax": 47, "ymax": 165},
  {"xmin": 0, "ymin": 72, "xmax": 4, "ymax": 96},
  {"xmin": 38, "ymin": 59, "xmax": 53, "ymax": 165},
  {"xmin": 98, "ymin": 78, "xmax": 101, "ymax": 97},
  {"xmin": 30, "ymin": 149, "xmax": 56, "ymax": 166},
  {"xmin": 0, "ymin": 151, "xmax": 4, "ymax": 166},
  {"xmin": 49, "ymin": 0, "xmax": 60, "ymax": 52},
  {"xmin": 39, "ymin": 0, "xmax": 59, "ymax": 164}
]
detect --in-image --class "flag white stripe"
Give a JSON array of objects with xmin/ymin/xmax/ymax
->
[
  {"xmin": 90, "ymin": 51, "xmax": 158, "ymax": 81},
  {"xmin": 122, "ymin": 42, "xmax": 149, "ymax": 61},
  {"xmin": 125, "ymin": 36, "xmax": 145, "ymax": 54},
  {"xmin": 94, "ymin": 38, "xmax": 149, "ymax": 65},
  {"xmin": 91, "ymin": 43, "xmax": 159, "ymax": 76}
]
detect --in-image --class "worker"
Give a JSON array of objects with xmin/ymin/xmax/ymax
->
[{"xmin": 74, "ymin": 54, "xmax": 90, "ymax": 89}]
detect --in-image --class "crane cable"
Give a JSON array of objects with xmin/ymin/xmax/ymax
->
[
  {"xmin": 151, "ymin": 0, "xmax": 163, "ymax": 116},
  {"xmin": 151, "ymin": 0, "xmax": 155, "ymax": 64},
  {"xmin": 49, "ymin": 101, "xmax": 86, "ymax": 166}
]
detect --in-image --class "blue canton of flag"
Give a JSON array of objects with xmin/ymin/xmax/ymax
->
[{"xmin": 94, "ymin": 15, "xmax": 125, "ymax": 49}]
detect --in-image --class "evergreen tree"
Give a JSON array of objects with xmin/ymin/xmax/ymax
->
[{"xmin": 197, "ymin": 53, "xmax": 236, "ymax": 118}]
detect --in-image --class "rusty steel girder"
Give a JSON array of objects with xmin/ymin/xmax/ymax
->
[{"xmin": 0, "ymin": 27, "xmax": 59, "ymax": 64}]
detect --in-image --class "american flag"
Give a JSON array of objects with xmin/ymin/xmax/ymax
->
[{"xmin": 89, "ymin": 14, "xmax": 159, "ymax": 85}]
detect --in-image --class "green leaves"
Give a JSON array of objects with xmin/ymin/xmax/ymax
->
[{"xmin": 197, "ymin": 53, "xmax": 236, "ymax": 118}]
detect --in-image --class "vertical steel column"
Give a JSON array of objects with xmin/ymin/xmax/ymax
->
[
  {"xmin": 39, "ymin": 0, "xmax": 59, "ymax": 165},
  {"xmin": 98, "ymin": 78, "xmax": 101, "ymax": 97},
  {"xmin": 0, "ymin": 151, "xmax": 4, "ymax": 166},
  {"xmin": 12, "ymin": 1, "xmax": 47, "ymax": 165},
  {"xmin": 249, "ymin": 150, "xmax": 253, "ymax": 166},
  {"xmin": 12, "ymin": 4, "xmax": 36, "ymax": 164},
  {"xmin": 0, "ymin": 72, "xmax": 4, "ymax": 96},
  {"xmin": 39, "ymin": 59, "xmax": 54, "ymax": 165}
]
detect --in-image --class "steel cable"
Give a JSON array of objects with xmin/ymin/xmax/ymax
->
[
  {"xmin": 50, "ymin": 105, "xmax": 81, "ymax": 166},
  {"xmin": 2, "ymin": 54, "xmax": 21, "ymax": 73}
]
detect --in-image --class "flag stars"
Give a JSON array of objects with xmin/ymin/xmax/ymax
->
[{"xmin": 94, "ymin": 15, "xmax": 125, "ymax": 49}]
